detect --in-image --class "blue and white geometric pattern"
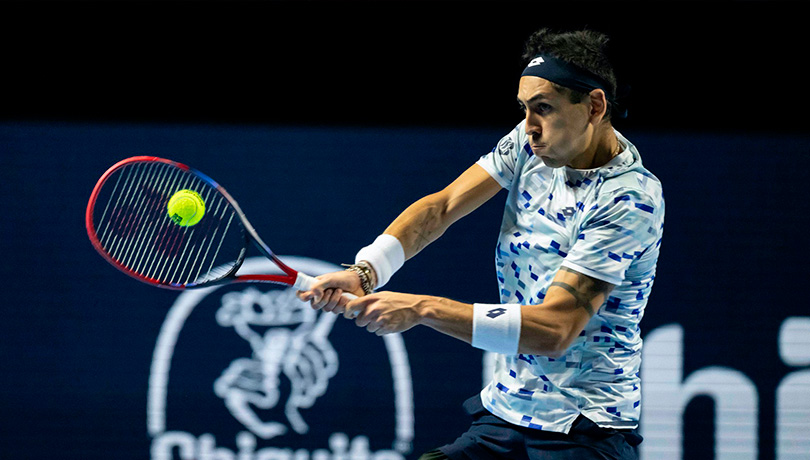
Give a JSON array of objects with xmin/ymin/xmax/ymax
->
[{"xmin": 475, "ymin": 121, "xmax": 665, "ymax": 434}]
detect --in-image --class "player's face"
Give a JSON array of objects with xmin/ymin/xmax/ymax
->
[{"xmin": 517, "ymin": 76, "xmax": 596, "ymax": 169}]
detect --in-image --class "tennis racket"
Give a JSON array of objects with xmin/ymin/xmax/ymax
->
[{"xmin": 86, "ymin": 155, "xmax": 356, "ymax": 300}]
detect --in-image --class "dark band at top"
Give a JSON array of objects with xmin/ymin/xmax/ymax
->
[{"xmin": 522, "ymin": 54, "xmax": 625, "ymax": 117}]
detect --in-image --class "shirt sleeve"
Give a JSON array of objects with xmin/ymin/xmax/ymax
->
[
  {"xmin": 475, "ymin": 122, "xmax": 525, "ymax": 190},
  {"xmin": 561, "ymin": 187, "xmax": 663, "ymax": 286}
]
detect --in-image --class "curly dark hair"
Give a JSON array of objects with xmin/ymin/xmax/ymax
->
[{"xmin": 522, "ymin": 28, "xmax": 618, "ymax": 116}]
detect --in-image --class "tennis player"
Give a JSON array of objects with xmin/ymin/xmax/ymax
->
[{"xmin": 298, "ymin": 28, "xmax": 664, "ymax": 460}]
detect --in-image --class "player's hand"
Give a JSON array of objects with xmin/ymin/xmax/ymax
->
[
  {"xmin": 343, "ymin": 291, "xmax": 424, "ymax": 335},
  {"xmin": 296, "ymin": 270, "xmax": 365, "ymax": 313}
]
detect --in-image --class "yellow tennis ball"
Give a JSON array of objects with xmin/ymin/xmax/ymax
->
[{"xmin": 167, "ymin": 189, "xmax": 205, "ymax": 226}]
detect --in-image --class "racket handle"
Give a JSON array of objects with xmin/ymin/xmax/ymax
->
[{"xmin": 293, "ymin": 272, "xmax": 359, "ymax": 300}]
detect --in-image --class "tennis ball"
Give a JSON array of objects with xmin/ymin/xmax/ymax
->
[{"xmin": 167, "ymin": 189, "xmax": 205, "ymax": 226}]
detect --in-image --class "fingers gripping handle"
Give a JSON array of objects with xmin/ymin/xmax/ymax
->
[
  {"xmin": 294, "ymin": 272, "xmax": 360, "ymax": 318},
  {"xmin": 293, "ymin": 272, "xmax": 358, "ymax": 300}
]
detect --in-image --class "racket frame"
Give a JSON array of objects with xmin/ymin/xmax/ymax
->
[{"xmin": 86, "ymin": 156, "xmax": 310, "ymax": 290}]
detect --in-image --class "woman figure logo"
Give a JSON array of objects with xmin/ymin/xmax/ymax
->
[{"xmin": 214, "ymin": 287, "xmax": 338, "ymax": 439}]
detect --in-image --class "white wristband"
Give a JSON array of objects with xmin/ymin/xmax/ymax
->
[
  {"xmin": 355, "ymin": 234, "xmax": 405, "ymax": 290},
  {"xmin": 472, "ymin": 303, "xmax": 522, "ymax": 354}
]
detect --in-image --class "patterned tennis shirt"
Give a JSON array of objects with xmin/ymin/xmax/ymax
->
[{"xmin": 475, "ymin": 120, "xmax": 665, "ymax": 433}]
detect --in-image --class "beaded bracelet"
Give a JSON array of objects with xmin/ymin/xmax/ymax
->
[{"xmin": 342, "ymin": 262, "xmax": 374, "ymax": 295}]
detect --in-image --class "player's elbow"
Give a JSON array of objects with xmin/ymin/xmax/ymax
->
[
  {"xmin": 518, "ymin": 329, "xmax": 571, "ymax": 358},
  {"xmin": 519, "ymin": 300, "xmax": 591, "ymax": 358},
  {"xmin": 518, "ymin": 319, "xmax": 584, "ymax": 358}
]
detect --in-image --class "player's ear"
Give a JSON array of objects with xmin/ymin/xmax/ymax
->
[{"xmin": 588, "ymin": 89, "xmax": 609, "ymax": 124}]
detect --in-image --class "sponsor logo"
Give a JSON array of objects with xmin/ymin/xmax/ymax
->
[
  {"xmin": 497, "ymin": 136, "xmax": 514, "ymax": 156},
  {"xmin": 147, "ymin": 256, "xmax": 414, "ymax": 460},
  {"xmin": 480, "ymin": 318, "xmax": 810, "ymax": 459},
  {"xmin": 639, "ymin": 319, "xmax": 810, "ymax": 459},
  {"xmin": 527, "ymin": 57, "xmax": 545, "ymax": 67}
]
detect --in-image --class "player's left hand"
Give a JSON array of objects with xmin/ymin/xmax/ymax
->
[{"xmin": 342, "ymin": 291, "xmax": 424, "ymax": 335}]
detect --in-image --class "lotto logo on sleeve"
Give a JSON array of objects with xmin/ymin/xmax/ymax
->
[{"xmin": 487, "ymin": 308, "xmax": 508, "ymax": 319}]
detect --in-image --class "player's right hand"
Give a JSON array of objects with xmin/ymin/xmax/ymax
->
[{"xmin": 296, "ymin": 270, "xmax": 365, "ymax": 314}]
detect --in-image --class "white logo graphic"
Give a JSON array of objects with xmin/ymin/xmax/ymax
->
[
  {"xmin": 482, "ymin": 319, "xmax": 810, "ymax": 459},
  {"xmin": 147, "ymin": 256, "xmax": 414, "ymax": 459},
  {"xmin": 640, "ymin": 320, "xmax": 810, "ymax": 460},
  {"xmin": 496, "ymin": 136, "xmax": 514, "ymax": 156},
  {"xmin": 527, "ymin": 57, "xmax": 545, "ymax": 67},
  {"xmin": 214, "ymin": 287, "xmax": 338, "ymax": 439}
]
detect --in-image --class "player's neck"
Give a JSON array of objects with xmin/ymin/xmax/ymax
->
[{"xmin": 572, "ymin": 126, "xmax": 619, "ymax": 170}]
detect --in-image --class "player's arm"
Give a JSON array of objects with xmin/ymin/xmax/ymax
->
[
  {"xmin": 298, "ymin": 164, "xmax": 502, "ymax": 305},
  {"xmin": 516, "ymin": 266, "xmax": 614, "ymax": 355},
  {"xmin": 346, "ymin": 266, "xmax": 613, "ymax": 357},
  {"xmin": 382, "ymin": 163, "xmax": 502, "ymax": 261}
]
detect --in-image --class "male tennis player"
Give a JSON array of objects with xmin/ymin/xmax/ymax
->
[{"xmin": 298, "ymin": 28, "xmax": 663, "ymax": 460}]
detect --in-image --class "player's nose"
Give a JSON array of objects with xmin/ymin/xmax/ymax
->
[
  {"xmin": 524, "ymin": 114, "xmax": 541, "ymax": 137},
  {"xmin": 525, "ymin": 120, "xmax": 541, "ymax": 141}
]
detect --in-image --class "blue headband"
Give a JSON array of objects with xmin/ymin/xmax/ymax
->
[{"xmin": 522, "ymin": 54, "xmax": 626, "ymax": 117}]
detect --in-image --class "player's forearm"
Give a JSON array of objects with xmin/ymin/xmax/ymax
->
[
  {"xmin": 419, "ymin": 296, "xmax": 583, "ymax": 357},
  {"xmin": 418, "ymin": 298, "xmax": 568, "ymax": 356},
  {"xmin": 383, "ymin": 192, "xmax": 452, "ymax": 260},
  {"xmin": 383, "ymin": 164, "xmax": 502, "ymax": 261},
  {"xmin": 355, "ymin": 165, "xmax": 501, "ymax": 290},
  {"xmin": 417, "ymin": 295, "xmax": 474, "ymax": 344},
  {"xmin": 350, "ymin": 193, "xmax": 451, "ymax": 291}
]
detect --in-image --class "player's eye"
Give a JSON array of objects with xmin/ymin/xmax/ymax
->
[
  {"xmin": 518, "ymin": 101, "xmax": 553, "ymax": 116},
  {"xmin": 535, "ymin": 103, "xmax": 552, "ymax": 114}
]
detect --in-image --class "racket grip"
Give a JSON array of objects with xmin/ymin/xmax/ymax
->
[{"xmin": 293, "ymin": 272, "xmax": 359, "ymax": 300}]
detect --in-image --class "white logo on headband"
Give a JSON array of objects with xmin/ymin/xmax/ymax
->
[{"xmin": 527, "ymin": 57, "xmax": 545, "ymax": 67}]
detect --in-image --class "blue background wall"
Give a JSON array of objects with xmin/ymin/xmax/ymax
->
[{"xmin": 2, "ymin": 1, "xmax": 808, "ymax": 459}]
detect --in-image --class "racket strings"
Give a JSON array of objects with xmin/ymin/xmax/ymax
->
[
  {"xmin": 128, "ymin": 163, "xmax": 187, "ymax": 276},
  {"xmin": 164, "ymin": 183, "xmax": 232, "ymax": 285},
  {"xmin": 116, "ymin": 162, "xmax": 182, "ymax": 273},
  {"xmin": 92, "ymin": 160, "xmax": 244, "ymax": 287},
  {"xmin": 144, "ymin": 166, "xmax": 200, "ymax": 283}
]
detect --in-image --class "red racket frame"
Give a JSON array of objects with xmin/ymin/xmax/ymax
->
[{"xmin": 86, "ymin": 156, "xmax": 303, "ymax": 290}]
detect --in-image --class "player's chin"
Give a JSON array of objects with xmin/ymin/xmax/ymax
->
[{"xmin": 538, "ymin": 155, "xmax": 564, "ymax": 168}]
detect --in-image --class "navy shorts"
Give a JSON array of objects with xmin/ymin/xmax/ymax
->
[{"xmin": 436, "ymin": 396, "xmax": 642, "ymax": 460}]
